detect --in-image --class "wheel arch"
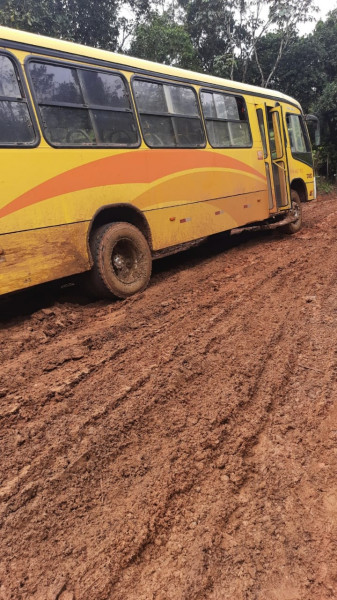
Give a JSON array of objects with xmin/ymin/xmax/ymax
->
[
  {"xmin": 87, "ymin": 204, "xmax": 153, "ymax": 261},
  {"xmin": 290, "ymin": 178, "xmax": 307, "ymax": 203}
]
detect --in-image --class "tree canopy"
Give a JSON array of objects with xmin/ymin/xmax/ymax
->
[
  {"xmin": 129, "ymin": 11, "xmax": 198, "ymax": 68},
  {"xmin": 0, "ymin": 0, "xmax": 121, "ymax": 49}
]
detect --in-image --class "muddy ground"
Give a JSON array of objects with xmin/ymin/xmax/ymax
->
[{"xmin": 0, "ymin": 195, "xmax": 337, "ymax": 600}]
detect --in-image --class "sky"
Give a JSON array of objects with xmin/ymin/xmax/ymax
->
[{"xmin": 300, "ymin": 0, "xmax": 337, "ymax": 33}]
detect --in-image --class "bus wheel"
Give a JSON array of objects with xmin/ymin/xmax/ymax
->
[
  {"xmin": 89, "ymin": 222, "xmax": 152, "ymax": 298},
  {"xmin": 281, "ymin": 190, "xmax": 302, "ymax": 235}
]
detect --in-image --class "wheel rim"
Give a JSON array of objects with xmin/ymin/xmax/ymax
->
[
  {"xmin": 110, "ymin": 238, "xmax": 144, "ymax": 285},
  {"xmin": 291, "ymin": 199, "xmax": 300, "ymax": 222}
]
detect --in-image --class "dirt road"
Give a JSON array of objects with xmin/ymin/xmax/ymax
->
[{"xmin": 1, "ymin": 196, "xmax": 337, "ymax": 600}]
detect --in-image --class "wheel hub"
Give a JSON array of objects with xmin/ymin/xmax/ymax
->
[
  {"xmin": 111, "ymin": 238, "xmax": 142, "ymax": 284},
  {"xmin": 291, "ymin": 201, "xmax": 300, "ymax": 221},
  {"xmin": 113, "ymin": 254, "xmax": 125, "ymax": 270}
]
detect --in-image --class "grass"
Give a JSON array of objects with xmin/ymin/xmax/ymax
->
[{"xmin": 316, "ymin": 177, "xmax": 334, "ymax": 195}]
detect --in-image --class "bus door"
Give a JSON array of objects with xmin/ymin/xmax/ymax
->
[{"xmin": 256, "ymin": 104, "xmax": 291, "ymax": 212}]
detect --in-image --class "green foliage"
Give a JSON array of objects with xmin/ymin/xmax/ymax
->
[
  {"xmin": 314, "ymin": 9, "xmax": 337, "ymax": 82},
  {"xmin": 308, "ymin": 11, "xmax": 337, "ymax": 175},
  {"xmin": 311, "ymin": 142, "xmax": 337, "ymax": 179},
  {"xmin": 316, "ymin": 177, "xmax": 334, "ymax": 195},
  {"xmin": 237, "ymin": 0, "xmax": 318, "ymax": 87},
  {"xmin": 0, "ymin": 0, "xmax": 319, "ymax": 79},
  {"xmin": 212, "ymin": 54, "xmax": 236, "ymax": 79},
  {"xmin": 129, "ymin": 12, "xmax": 199, "ymax": 68},
  {"xmin": 240, "ymin": 32, "xmax": 323, "ymax": 112},
  {"xmin": 177, "ymin": 0, "xmax": 236, "ymax": 73},
  {"xmin": 314, "ymin": 81, "xmax": 337, "ymax": 116},
  {"xmin": 0, "ymin": 0, "xmax": 121, "ymax": 50}
]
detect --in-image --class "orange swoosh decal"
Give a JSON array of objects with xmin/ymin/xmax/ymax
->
[{"xmin": 0, "ymin": 149, "xmax": 266, "ymax": 219}]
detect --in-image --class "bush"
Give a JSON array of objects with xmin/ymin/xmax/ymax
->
[{"xmin": 316, "ymin": 177, "xmax": 334, "ymax": 195}]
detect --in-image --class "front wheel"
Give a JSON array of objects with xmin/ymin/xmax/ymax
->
[
  {"xmin": 281, "ymin": 190, "xmax": 302, "ymax": 235},
  {"xmin": 88, "ymin": 222, "xmax": 152, "ymax": 299}
]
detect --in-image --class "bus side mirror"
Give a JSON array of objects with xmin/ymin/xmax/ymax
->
[{"xmin": 305, "ymin": 114, "xmax": 320, "ymax": 146}]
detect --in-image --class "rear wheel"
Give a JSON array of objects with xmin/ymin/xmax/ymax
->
[
  {"xmin": 88, "ymin": 222, "xmax": 152, "ymax": 299},
  {"xmin": 281, "ymin": 190, "xmax": 302, "ymax": 234}
]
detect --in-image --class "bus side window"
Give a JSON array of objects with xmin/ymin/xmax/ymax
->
[
  {"xmin": 267, "ymin": 110, "xmax": 277, "ymax": 159},
  {"xmin": 200, "ymin": 90, "xmax": 252, "ymax": 148},
  {"xmin": 132, "ymin": 78, "xmax": 205, "ymax": 148},
  {"xmin": 27, "ymin": 60, "xmax": 139, "ymax": 147},
  {"xmin": 256, "ymin": 108, "xmax": 268, "ymax": 158},
  {"xmin": 0, "ymin": 54, "xmax": 36, "ymax": 146},
  {"xmin": 286, "ymin": 113, "xmax": 310, "ymax": 154}
]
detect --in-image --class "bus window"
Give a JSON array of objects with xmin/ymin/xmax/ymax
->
[
  {"xmin": 286, "ymin": 114, "xmax": 311, "ymax": 153},
  {"xmin": 267, "ymin": 110, "xmax": 277, "ymax": 158},
  {"xmin": 0, "ymin": 54, "xmax": 36, "ymax": 145},
  {"xmin": 304, "ymin": 114, "xmax": 320, "ymax": 146},
  {"xmin": 200, "ymin": 91, "xmax": 251, "ymax": 148},
  {"xmin": 256, "ymin": 108, "xmax": 268, "ymax": 158},
  {"xmin": 28, "ymin": 61, "xmax": 139, "ymax": 147},
  {"xmin": 271, "ymin": 111, "xmax": 283, "ymax": 159},
  {"xmin": 286, "ymin": 113, "xmax": 313, "ymax": 167},
  {"xmin": 132, "ymin": 78, "xmax": 205, "ymax": 148}
]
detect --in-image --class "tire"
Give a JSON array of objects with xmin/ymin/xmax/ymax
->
[
  {"xmin": 88, "ymin": 222, "xmax": 152, "ymax": 299},
  {"xmin": 281, "ymin": 190, "xmax": 302, "ymax": 235},
  {"xmin": 207, "ymin": 229, "xmax": 231, "ymax": 251}
]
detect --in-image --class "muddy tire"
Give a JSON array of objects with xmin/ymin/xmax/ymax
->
[
  {"xmin": 281, "ymin": 190, "xmax": 302, "ymax": 235},
  {"xmin": 206, "ymin": 229, "xmax": 231, "ymax": 252},
  {"xmin": 87, "ymin": 222, "xmax": 152, "ymax": 299}
]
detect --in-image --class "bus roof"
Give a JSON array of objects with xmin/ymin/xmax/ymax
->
[{"xmin": 0, "ymin": 25, "xmax": 301, "ymax": 109}]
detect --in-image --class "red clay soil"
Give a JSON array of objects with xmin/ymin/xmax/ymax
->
[{"xmin": 0, "ymin": 196, "xmax": 337, "ymax": 600}]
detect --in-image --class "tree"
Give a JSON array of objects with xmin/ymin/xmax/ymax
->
[
  {"xmin": 129, "ymin": 11, "xmax": 199, "ymax": 68},
  {"xmin": 313, "ymin": 9, "xmax": 337, "ymax": 82},
  {"xmin": 309, "ymin": 10, "xmax": 337, "ymax": 176},
  {"xmin": 240, "ymin": 32, "xmax": 323, "ymax": 111},
  {"xmin": 175, "ymin": 0, "xmax": 317, "ymax": 84},
  {"xmin": 0, "ymin": 0, "xmax": 121, "ymax": 50},
  {"xmin": 233, "ymin": 0, "xmax": 318, "ymax": 86},
  {"xmin": 177, "ymin": 0, "xmax": 237, "ymax": 74}
]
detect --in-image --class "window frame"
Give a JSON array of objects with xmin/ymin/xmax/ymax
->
[
  {"xmin": 131, "ymin": 74, "xmax": 206, "ymax": 149},
  {"xmin": 25, "ymin": 56, "xmax": 141, "ymax": 149},
  {"xmin": 200, "ymin": 87, "xmax": 253, "ymax": 149},
  {"xmin": 0, "ymin": 51, "xmax": 39, "ymax": 148},
  {"xmin": 285, "ymin": 112, "xmax": 313, "ymax": 167},
  {"xmin": 256, "ymin": 108, "xmax": 268, "ymax": 159}
]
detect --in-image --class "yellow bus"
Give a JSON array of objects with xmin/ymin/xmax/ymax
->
[{"xmin": 0, "ymin": 26, "xmax": 316, "ymax": 299}]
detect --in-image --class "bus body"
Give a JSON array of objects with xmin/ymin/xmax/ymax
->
[{"xmin": 0, "ymin": 27, "xmax": 315, "ymax": 298}]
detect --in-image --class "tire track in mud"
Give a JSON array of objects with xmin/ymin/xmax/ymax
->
[
  {"xmin": 108, "ymin": 266, "xmax": 316, "ymax": 597},
  {"xmin": 0, "ymin": 249, "xmax": 297, "ymax": 477},
  {"xmin": 104, "ymin": 204, "xmax": 337, "ymax": 598},
  {"xmin": 1, "ymin": 198, "xmax": 337, "ymax": 599},
  {"xmin": 0, "ymin": 241, "xmax": 303, "ymax": 432},
  {"xmin": 78, "ymin": 274, "xmax": 328, "ymax": 596}
]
